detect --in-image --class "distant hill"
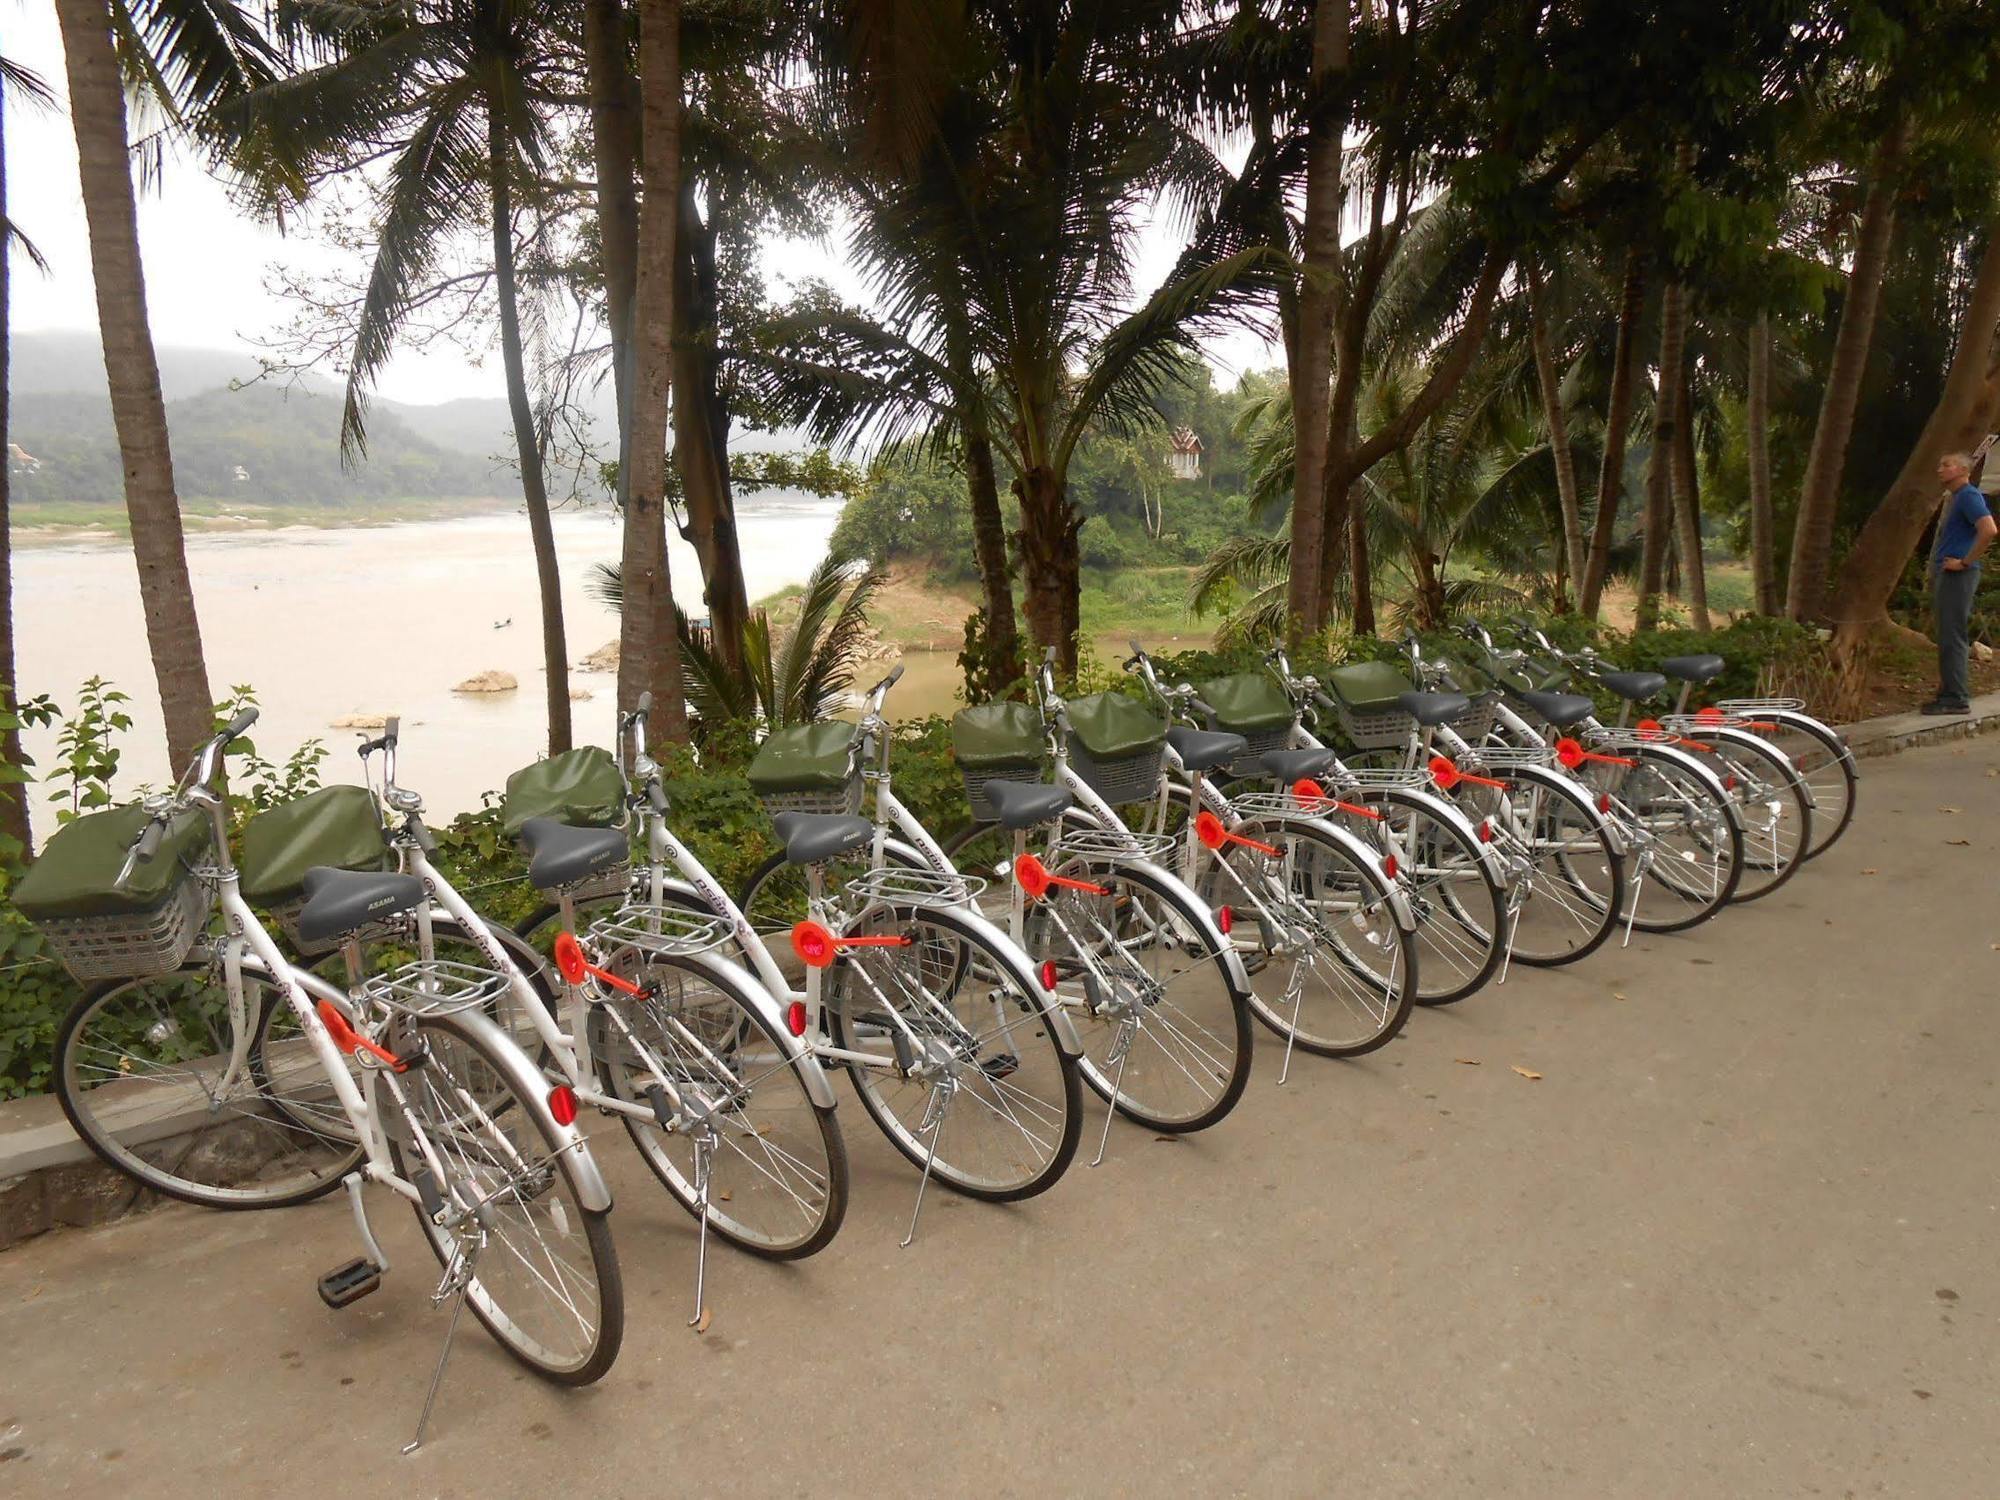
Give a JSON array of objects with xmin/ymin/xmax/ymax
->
[{"xmin": 9, "ymin": 380, "xmax": 506, "ymax": 508}]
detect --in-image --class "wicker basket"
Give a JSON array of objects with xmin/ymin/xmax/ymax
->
[
  {"xmin": 1334, "ymin": 700, "xmax": 1418, "ymax": 752},
  {"xmin": 961, "ymin": 762, "xmax": 1047, "ymax": 823},
  {"xmin": 38, "ymin": 875, "xmax": 212, "ymax": 982},
  {"xmin": 1069, "ymin": 744, "xmax": 1164, "ymax": 806},
  {"xmin": 758, "ymin": 774, "xmax": 863, "ymax": 818}
]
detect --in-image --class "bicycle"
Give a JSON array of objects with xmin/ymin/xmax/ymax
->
[
  {"xmin": 1439, "ymin": 623, "xmax": 1749, "ymax": 933},
  {"xmin": 350, "ymin": 717, "xmax": 847, "ymax": 1322},
  {"xmin": 1167, "ymin": 643, "xmax": 1519, "ymax": 998},
  {"xmin": 946, "ymin": 650, "xmax": 1418, "ymax": 1081},
  {"xmin": 1499, "ymin": 623, "xmax": 1815, "ymax": 903},
  {"xmin": 524, "ymin": 672, "xmax": 1084, "ymax": 1246},
  {"xmin": 36, "ymin": 711, "xmax": 622, "ymax": 1451}
]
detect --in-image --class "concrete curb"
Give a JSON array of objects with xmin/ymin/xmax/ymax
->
[{"xmin": 5, "ymin": 691, "xmax": 1999, "ymax": 1251}]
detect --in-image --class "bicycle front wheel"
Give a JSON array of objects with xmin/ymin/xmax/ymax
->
[
  {"xmin": 1760, "ymin": 712, "xmax": 1857, "ymax": 860},
  {"xmin": 56, "ymin": 962, "xmax": 362, "ymax": 1209},
  {"xmin": 1454, "ymin": 768, "xmax": 1625, "ymax": 967},
  {"xmin": 1592, "ymin": 747, "xmax": 1744, "ymax": 933},
  {"xmin": 1704, "ymin": 730, "xmax": 1812, "ymax": 902},
  {"xmin": 1033, "ymin": 855, "xmax": 1252, "ymax": 1133},
  {"xmin": 828, "ymin": 903, "xmax": 1081, "ymax": 1201},
  {"xmin": 383, "ymin": 1008, "xmax": 622, "ymax": 1384}
]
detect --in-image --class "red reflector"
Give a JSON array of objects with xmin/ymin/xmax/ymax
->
[
  {"xmin": 1216, "ymin": 905, "xmax": 1233, "ymax": 935},
  {"xmin": 1597, "ymin": 792, "xmax": 1612, "ymax": 813},
  {"xmin": 1039, "ymin": 959, "xmax": 1058, "ymax": 991},
  {"xmin": 552, "ymin": 931, "xmax": 587, "ymax": 985},
  {"xmin": 1478, "ymin": 819, "xmax": 1494, "ymax": 844},
  {"xmin": 786, "ymin": 1000, "xmax": 807, "ymax": 1036},
  {"xmin": 1723, "ymin": 774, "xmax": 1737, "ymax": 791},
  {"xmin": 1382, "ymin": 855, "xmax": 1399, "ymax": 881},
  {"xmin": 547, "ymin": 1085, "xmax": 579, "ymax": 1127}
]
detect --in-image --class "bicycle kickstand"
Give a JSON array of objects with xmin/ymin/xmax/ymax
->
[
  {"xmin": 900, "ymin": 1079, "xmax": 953, "ymax": 1249},
  {"xmin": 1090, "ymin": 1022, "xmax": 1134, "ymax": 1168},
  {"xmin": 688, "ymin": 1127, "xmax": 715, "ymax": 1330},
  {"xmin": 1277, "ymin": 954, "xmax": 1309, "ymax": 1087},
  {"xmin": 403, "ymin": 1230, "xmax": 482, "ymax": 1456}
]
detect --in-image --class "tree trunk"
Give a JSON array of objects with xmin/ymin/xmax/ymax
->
[
  {"xmin": 55, "ymin": 0, "xmax": 215, "ymax": 770},
  {"xmin": 1746, "ymin": 309, "xmax": 1778, "ymax": 614},
  {"xmin": 1673, "ymin": 362, "xmax": 1709, "ymax": 628},
  {"xmin": 671, "ymin": 189, "xmax": 749, "ymax": 674},
  {"xmin": 1637, "ymin": 281, "xmax": 1688, "ymax": 631},
  {"xmin": 1528, "ymin": 262, "xmax": 1587, "ymax": 602},
  {"xmin": 1284, "ymin": 0, "xmax": 1350, "ymax": 643},
  {"xmin": 583, "ymin": 0, "xmax": 638, "ymax": 492},
  {"xmin": 1349, "ymin": 495, "xmax": 1375, "ymax": 635},
  {"xmin": 1786, "ymin": 116, "xmax": 1911, "ymax": 621},
  {"xmin": 1831, "ymin": 226, "xmax": 2000, "ymax": 631},
  {"xmin": 1015, "ymin": 464, "xmax": 1081, "ymax": 675},
  {"xmin": 485, "ymin": 106, "xmax": 572, "ymax": 754},
  {"xmin": 964, "ymin": 429, "xmax": 1023, "ymax": 690},
  {"xmin": 1580, "ymin": 248, "xmax": 1645, "ymax": 619},
  {"xmin": 622, "ymin": 0, "xmax": 686, "ymax": 736},
  {"xmin": 0, "ymin": 68, "xmax": 28, "ymax": 856}
]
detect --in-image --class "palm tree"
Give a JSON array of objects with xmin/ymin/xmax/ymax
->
[
  {"xmin": 52, "ymin": 0, "xmax": 278, "ymax": 768},
  {"xmin": 240, "ymin": 0, "xmax": 580, "ymax": 752},
  {"xmin": 1, "ymin": 54, "xmax": 54, "ymax": 855}
]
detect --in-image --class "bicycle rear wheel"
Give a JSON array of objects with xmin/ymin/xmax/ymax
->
[
  {"xmin": 55, "ymin": 962, "xmax": 362, "ymax": 1209},
  {"xmin": 1193, "ymin": 818, "xmax": 1417, "ymax": 1058},
  {"xmin": 828, "ymin": 903, "xmax": 1081, "ymax": 1201},
  {"xmin": 1760, "ymin": 712, "xmax": 1857, "ymax": 860},
  {"xmin": 1704, "ymin": 730, "xmax": 1812, "ymax": 902},
  {"xmin": 1453, "ymin": 769, "xmax": 1626, "ymax": 967},
  {"xmin": 1591, "ymin": 747, "xmax": 1744, "ymax": 932},
  {"xmin": 383, "ymin": 1008, "xmax": 622, "ymax": 1384},
  {"xmin": 1033, "ymin": 855, "xmax": 1252, "ymax": 1133}
]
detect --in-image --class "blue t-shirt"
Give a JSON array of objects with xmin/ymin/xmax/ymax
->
[{"xmin": 1936, "ymin": 482, "xmax": 1993, "ymax": 564}]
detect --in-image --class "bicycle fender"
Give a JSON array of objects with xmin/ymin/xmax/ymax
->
[
  {"xmin": 1295, "ymin": 816, "xmax": 1420, "ymax": 931},
  {"xmin": 1384, "ymin": 787, "xmax": 1513, "ymax": 891},
  {"xmin": 450, "ymin": 1006, "xmax": 614, "ymax": 1214},
  {"xmin": 1113, "ymin": 856, "xmax": 1254, "ymax": 997},
  {"xmin": 670, "ymin": 950, "xmax": 840, "ymax": 1111},
  {"xmin": 1515, "ymin": 765, "xmax": 1629, "ymax": 858},
  {"xmin": 939, "ymin": 903, "xmax": 1086, "ymax": 1058}
]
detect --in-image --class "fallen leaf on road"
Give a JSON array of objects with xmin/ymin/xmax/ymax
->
[
  {"xmin": 1511, "ymin": 1065, "xmax": 1543, "ymax": 1081},
  {"xmin": 1152, "ymin": 1134, "xmax": 1180, "ymax": 1143},
  {"xmin": 1613, "ymin": 991, "xmax": 1629, "ymax": 1001},
  {"xmin": 1940, "ymin": 805, "xmax": 1962, "ymax": 813},
  {"xmin": 1861, "ymin": 868, "xmax": 1879, "ymax": 875},
  {"xmin": 716, "ymin": 1189, "xmax": 732, "ymax": 1202},
  {"xmin": 1454, "ymin": 1057, "xmax": 1480, "ymax": 1066},
  {"xmin": 1988, "ymin": 768, "xmax": 1999, "ymax": 777},
  {"xmin": 1947, "ymin": 838, "xmax": 1971, "ymax": 847},
  {"xmin": 694, "ymin": 1307, "xmax": 713, "ymax": 1335}
]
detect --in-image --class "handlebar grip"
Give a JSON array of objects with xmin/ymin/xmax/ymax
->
[
  {"xmin": 1128, "ymin": 639, "xmax": 1145, "ymax": 655},
  {"xmin": 885, "ymin": 662, "xmax": 905, "ymax": 688},
  {"xmin": 1190, "ymin": 696, "xmax": 1217, "ymax": 718},
  {"xmin": 647, "ymin": 779, "xmax": 669, "ymax": 813},
  {"xmin": 1312, "ymin": 688, "xmax": 1337, "ymax": 712},
  {"xmin": 636, "ymin": 691, "xmax": 652, "ymax": 716},
  {"xmin": 383, "ymin": 716, "xmax": 400, "ymax": 744},
  {"xmin": 223, "ymin": 707, "xmax": 259, "ymax": 741},
  {"xmin": 134, "ymin": 818, "xmax": 166, "ymax": 861},
  {"xmin": 1043, "ymin": 646, "xmax": 1057, "ymax": 666}
]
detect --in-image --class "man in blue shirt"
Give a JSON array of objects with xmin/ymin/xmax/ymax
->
[{"xmin": 1925, "ymin": 450, "xmax": 1997, "ymax": 715}]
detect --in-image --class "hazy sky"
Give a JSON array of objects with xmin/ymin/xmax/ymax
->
[{"xmin": 4, "ymin": 2, "xmax": 1279, "ymax": 409}]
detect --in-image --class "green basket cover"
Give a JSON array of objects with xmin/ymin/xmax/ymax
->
[
  {"xmin": 952, "ymin": 702, "xmax": 1045, "ymax": 769},
  {"xmin": 14, "ymin": 803, "xmax": 213, "ymax": 920},
  {"xmin": 238, "ymin": 784, "xmax": 386, "ymax": 906},
  {"xmin": 1066, "ymin": 692, "xmax": 1167, "ymax": 760},
  {"xmin": 747, "ymin": 722, "xmax": 857, "ymax": 793},
  {"xmin": 1199, "ymin": 673, "xmax": 1294, "ymax": 733},
  {"xmin": 501, "ymin": 746, "xmax": 627, "ymax": 838},
  {"xmin": 1326, "ymin": 659, "xmax": 1415, "ymax": 711}
]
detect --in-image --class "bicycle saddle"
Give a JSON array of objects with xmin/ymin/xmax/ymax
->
[
  {"xmin": 771, "ymin": 811, "xmax": 874, "ymax": 865},
  {"xmin": 295, "ymin": 866, "xmax": 424, "ymax": 946},
  {"xmin": 1396, "ymin": 690, "xmax": 1472, "ymax": 727},
  {"xmin": 1516, "ymin": 690, "xmax": 1595, "ymax": 729},
  {"xmin": 983, "ymin": 779, "xmax": 1073, "ymax": 830},
  {"xmin": 518, "ymin": 817, "xmax": 630, "ymax": 893},
  {"xmin": 1597, "ymin": 670, "xmax": 1667, "ymax": 702},
  {"xmin": 1166, "ymin": 726, "xmax": 1249, "ymax": 773},
  {"xmin": 1259, "ymin": 747, "xmax": 1339, "ymax": 781},
  {"xmin": 1660, "ymin": 654, "xmax": 1726, "ymax": 684}
]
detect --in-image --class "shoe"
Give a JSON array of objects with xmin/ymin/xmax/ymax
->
[{"xmin": 1921, "ymin": 700, "xmax": 1971, "ymax": 715}]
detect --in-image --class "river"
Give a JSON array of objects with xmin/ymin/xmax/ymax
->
[{"xmin": 14, "ymin": 497, "xmax": 868, "ymax": 829}]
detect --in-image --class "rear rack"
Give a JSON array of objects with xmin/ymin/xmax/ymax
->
[
  {"xmin": 1333, "ymin": 766, "xmax": 1434, "ymax": 791},
  {"xmin": 587, "ymin": 901, "xmax": 736, "ymax": 959},
  {"xmin": 842, "ymin": 864, "xmax": 985, "ymax": 910},
  {"xmin": 1713, "ymin": 696, "xmax": 1804, "ymax": 714},
  {"xmin": 1054, "ymin": 825, "xmax": 1179, "ymax": 863},
  {"xmin": 358, "ymin": 958, "xmax": 509, "ymax": 1017},
  {"xmin": 1227, "ymin": 790, "xmax": 1350, "ymax": 821}
]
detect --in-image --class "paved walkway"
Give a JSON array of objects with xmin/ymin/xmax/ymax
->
[{"xmin": 2, "ymin": 739, "xmax": 1995, "ymax": 1497}]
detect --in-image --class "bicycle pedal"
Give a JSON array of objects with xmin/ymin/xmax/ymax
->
[{"xmin": 317, "ymin": 1257, "xmax": 384, "ymax": 1309}]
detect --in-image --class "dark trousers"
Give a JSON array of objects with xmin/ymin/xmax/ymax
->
[{"xmin": 1934, "ymin": 561, "xmax": 1980, "ymax": 706}]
